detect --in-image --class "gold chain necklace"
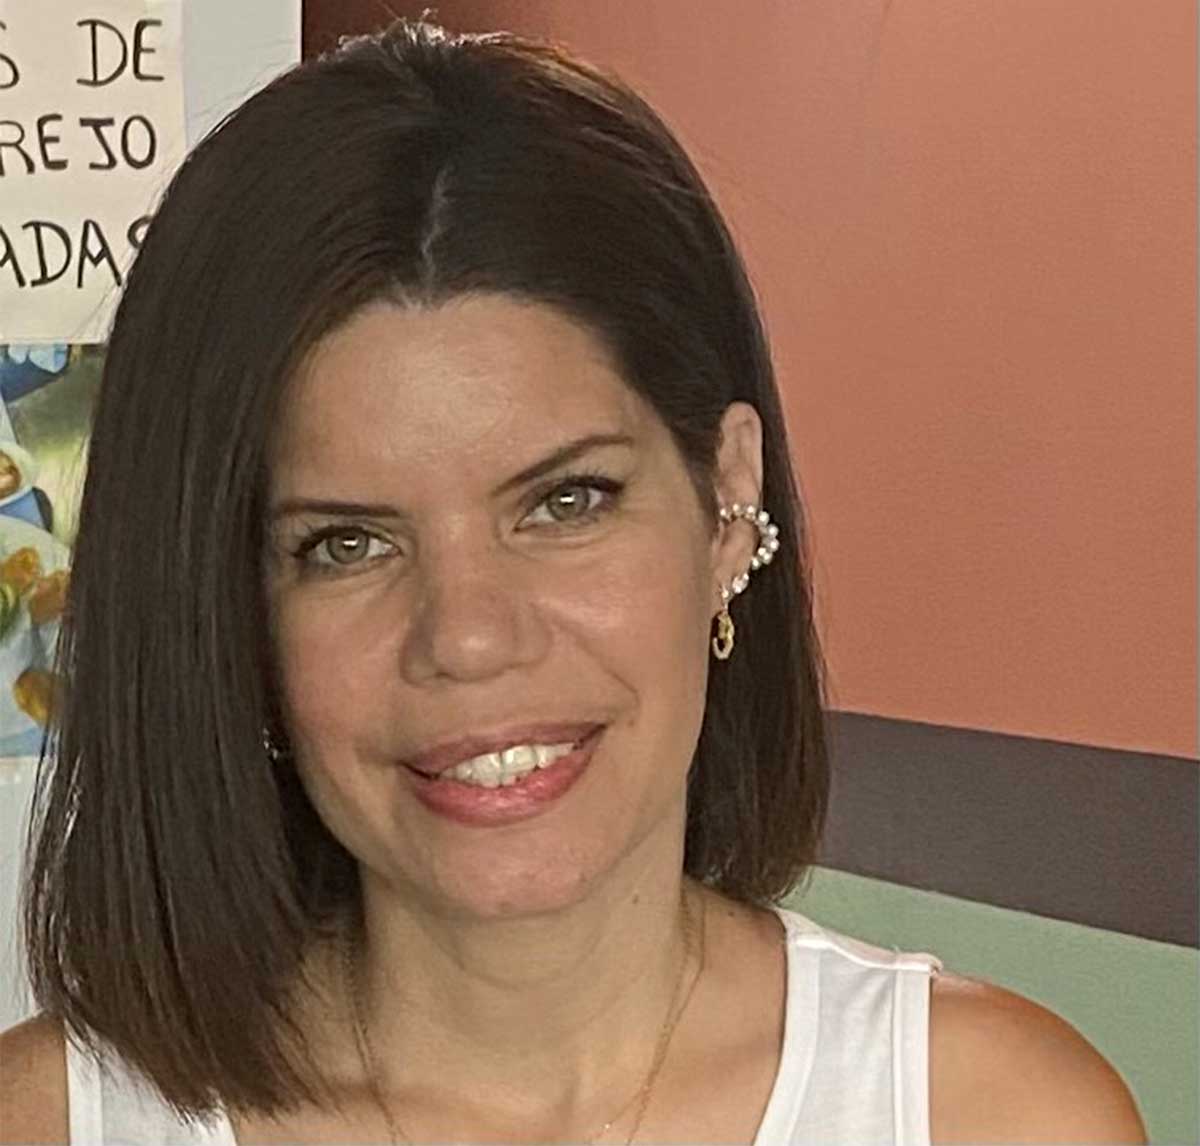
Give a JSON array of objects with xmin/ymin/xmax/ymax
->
[{"xmin": 342, "ymin": 885, "xmax": 706, "ymax": 1146}]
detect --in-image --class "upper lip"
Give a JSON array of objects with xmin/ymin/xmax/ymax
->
[{"xmin": 403, "ymin": 722, "xmax": 604, "ymax": 776}]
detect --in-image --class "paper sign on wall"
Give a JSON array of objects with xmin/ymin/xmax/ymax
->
[{"xmin": 0, "ymin": 0, "xmax": 185, "ymax": 343}]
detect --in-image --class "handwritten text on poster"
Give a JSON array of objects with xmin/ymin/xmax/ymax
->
[{"xmin": 0, "ymin": 0, "xmax": 185, "ymax": 342}]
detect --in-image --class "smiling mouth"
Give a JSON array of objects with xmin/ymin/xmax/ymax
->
[{"xmin": 406, "ymin": 727, "xmax": 603, "ymax": 785}]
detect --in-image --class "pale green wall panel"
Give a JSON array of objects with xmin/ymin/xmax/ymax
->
[{"xmin": 786, "ymin": 866, "xmax": 1198, "ymax": 1145}]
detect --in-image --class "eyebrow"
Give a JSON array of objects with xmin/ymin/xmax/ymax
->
[{"xmin": 268, "ymin": 432, "xmax": 636, "ymax": 522}]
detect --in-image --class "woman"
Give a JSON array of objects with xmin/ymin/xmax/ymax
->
[{"xmin": 1, "ymin": 18, "xmax": 1145, "ymax": 1145}]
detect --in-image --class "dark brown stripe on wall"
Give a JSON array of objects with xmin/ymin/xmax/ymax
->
[{"xmin": 818, "ymin": 712, "xmax": 1198, "ymax": 948}]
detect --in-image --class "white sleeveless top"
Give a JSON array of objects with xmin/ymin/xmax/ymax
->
[{"xmin": 64, "ymin": 906, "xmax": 943, "ymax": 1144}]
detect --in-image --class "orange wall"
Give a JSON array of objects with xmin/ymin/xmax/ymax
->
[{"xmin": 306, "ymin": 1, "xmax": 1197, "ymax": 760}]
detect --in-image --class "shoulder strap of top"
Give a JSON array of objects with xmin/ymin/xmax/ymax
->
[
  {"xmin": 778, "ymin": 905, "xmax": 944, "ymax": 974},
  {"xmin": 62, "ymin": 1026, "xmax": 235, "ymax": 1145},
  {"xmin": 893, "ymin": 951, "xmax": 938, "ymax": 1145},
  {"xmin": 767, "ymin": 906, "xmax": 943, "ymax": 1146},
  {"xmin": 64, "ymin": 1030, "xmax": 105, "ymax": 1145}
]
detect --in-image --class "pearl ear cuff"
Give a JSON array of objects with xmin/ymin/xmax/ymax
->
[{"xmin": 712, "ymin": 502, "xmax": 778, "ymax": 660}]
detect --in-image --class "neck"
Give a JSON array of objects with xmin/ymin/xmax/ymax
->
[{"xmin": 326, "ymin": 860, "xmax": 704, "ymax": 1139}]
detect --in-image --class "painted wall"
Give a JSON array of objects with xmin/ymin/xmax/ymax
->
[
  {"xmin": 299, "ymin": 9, "xmax": 1198, "ymax": 1132},
  {"xmin": 306, "ymin": 0, "xmax": 1197, "ymax": 762}
]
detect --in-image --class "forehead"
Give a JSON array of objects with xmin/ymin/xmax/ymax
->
[{"xmin": 272, "ymin": 294, "xmax": 653, "ymax": 489}]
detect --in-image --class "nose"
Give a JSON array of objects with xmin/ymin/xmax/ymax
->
[{"xmin": 399, "ymin": 529, "xmax": 551, "ymax": 685}]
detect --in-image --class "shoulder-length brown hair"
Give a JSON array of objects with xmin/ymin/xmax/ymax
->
[{"xmin": 22, "ymin": 17, "xmax": 829, "ymax": 1121}]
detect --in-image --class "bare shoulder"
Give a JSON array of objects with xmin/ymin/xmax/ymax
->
[
  {"xmin": 0, "ymin": 1012, "xmax": 70, "ymax": 1145},
  {"xmin": 928, "ymin": 971, "xmax": 1148, "ymax": 1144}
]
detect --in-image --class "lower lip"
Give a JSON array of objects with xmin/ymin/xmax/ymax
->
[{"xmin": 404, "ymin": 728, "xmax": 604, "ymax": 827}]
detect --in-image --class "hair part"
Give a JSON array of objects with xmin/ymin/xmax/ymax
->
[{"xmin": 23, "ymin": 17, "xmax": 830, "ymax": 1119}]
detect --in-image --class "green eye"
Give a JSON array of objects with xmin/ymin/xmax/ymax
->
[
  {"xmin": 321, "ymin": 530, "xmax": 373, "ymax": 564},
  {"xmin": 545, "ymin": 483, "xmax": 601, "ymax": 521},
  {"xmin": 295, "ymin": 526, "xmax": 395, "ymax": 572},
  {"xmin": 527, "ymin": 474, "xmax": 625, "ymax": 527}
]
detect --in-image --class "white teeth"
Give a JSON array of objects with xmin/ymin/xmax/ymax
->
[
  {"xmin": 501, "ymin": 745, "xmax": 538, "ymax": 769},
  {"xmin": 443, "ymin": 741, "xmax": 578, "ymax": 786},
  {"xmin": 472, "ymin": 755, "xmax": 502, "ymax": 788},
  {"xmin": 533, "ymin": 745, "xmax": 560, "ymax": 768}
]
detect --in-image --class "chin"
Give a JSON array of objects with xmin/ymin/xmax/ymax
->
[{"xmin": 417, "ymin": 845, "xmax": 611, "ymax": 923}]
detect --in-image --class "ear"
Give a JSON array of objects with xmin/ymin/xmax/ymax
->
[{"xmin": 709, "ymin": 402, "xmax": 765, "ymax": 609}]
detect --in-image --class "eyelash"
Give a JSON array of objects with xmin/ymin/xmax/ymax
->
[{"xmin": 290, "ymin": 471, "xmax": 626, "ymax": 575}]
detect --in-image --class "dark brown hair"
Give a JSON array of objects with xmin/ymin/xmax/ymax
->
[{"xmin": 22, "ymin": 17, "xmax": 829, "ymax": 1121}]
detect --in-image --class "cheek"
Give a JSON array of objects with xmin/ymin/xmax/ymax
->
[
  {"xmin": 554, "ymin": 527, "xmax": 713, "ymax": 768},
  {"xmin": 540, "ymin": 523, "xmax": 714, "ymax": 674},
  {"xmin": 269, "ymin": 586, "xmax": 400, "ymax": 749}
]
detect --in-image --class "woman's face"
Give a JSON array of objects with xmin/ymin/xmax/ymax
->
[{"xmin": 266, "ymin": 294, "xmax": 760, "ymax": 919}]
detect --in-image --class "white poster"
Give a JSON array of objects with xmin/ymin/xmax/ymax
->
[{"xmin": 0, "ymin": 0, "xmax": 186, "ymax": 343}]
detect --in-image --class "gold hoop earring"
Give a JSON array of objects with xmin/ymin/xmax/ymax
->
[{"xmin": 712, "ymin": 585, "xmax": 735, "ymax": 660}]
